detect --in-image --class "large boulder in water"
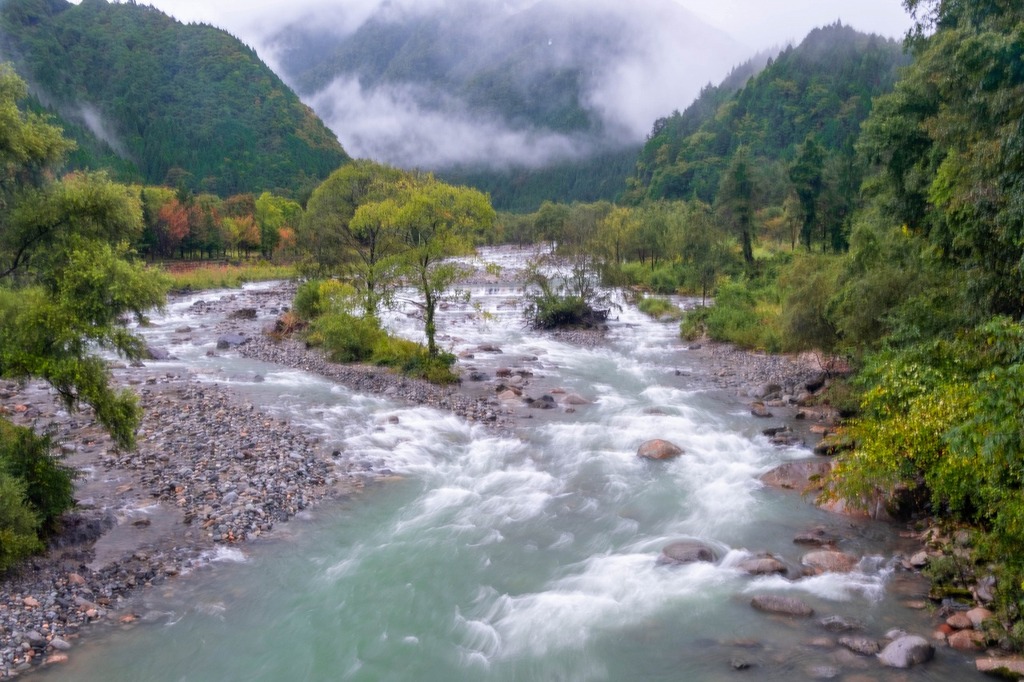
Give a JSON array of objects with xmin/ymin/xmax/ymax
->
[
  {"xmin": 737, "ymin": 554, "xmax": 788, "ymax": 576},
  {"xmin": 760, "ymin": 459, "xmax": 832, "ymax": 492},
  {"xmin": 657, "ymin": 540, "xmax": 717, "ymax": 565},
  {"xmin": 802, "ymin": 550, "xmax": 859, "ymax": 574},
  {"xmin": 750, "ymin": 595, "xmax": 814, "ymax": 617},
  {"xmin": 637, "ymin": 439, "xmax": 684, "ymax": 460},
  {"xmin": 877, "ymin": 635, "xmax": 934, "ymax": 668}
]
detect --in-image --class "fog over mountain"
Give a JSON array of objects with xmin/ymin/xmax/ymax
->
[
  {"xmin": 99, "ymin": 0, "xmax": 910, "ymax": 174},
  {"xmin": 258, "ymin": 0, "xmax": 746, "ymax": 170}
]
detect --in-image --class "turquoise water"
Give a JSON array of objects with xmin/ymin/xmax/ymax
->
[{"xmin": 41, "ymin": 251, "xmax": 983, "ymax": 681}]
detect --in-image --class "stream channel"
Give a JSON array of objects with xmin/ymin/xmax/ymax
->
[{"xmin": 39, "ymin": 247, "xmax": 985, "ymax": 680}]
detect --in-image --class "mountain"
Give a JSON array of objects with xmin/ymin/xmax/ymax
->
[
  {"xmin": 267, "ymin": 0, "xmax": 747, "ymax": 209},
  {"xmin": 626, "ymin": 23, "xmax": 909, "ymax": 204},
  {"xmin": 0, "ymin": 0, "xmax": 349, "ymax": 197}
]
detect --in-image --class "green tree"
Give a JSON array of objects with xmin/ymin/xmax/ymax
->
[
  {"xmin": 254, "ymin": 191, "xmax": 302, "ymax": 260},
  {"xmin": 790, "ymin": 137, "xmax": 824, "ymax": 251},
  {"xmin": 299, "ymin": 160, "xmax": 405, "ymax": 276},
  {"xmin": 717, "ymin": 147, "xmax": 756, "ymax": 265},
  {"xmin": 0, "ymin": 64, "xmax": 167, "ymax": 450},
  {"xmin": 396, "ymin": 179, "xmax": 496, "ymax": 356}
]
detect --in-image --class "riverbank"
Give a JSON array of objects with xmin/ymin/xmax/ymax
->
[{"xmin": 0, "ymin": 279, "xmax": 939, "ymax": 678}]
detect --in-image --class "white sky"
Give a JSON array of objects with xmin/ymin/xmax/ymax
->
[{"xmin": 120, "ymin": 0, "xmax": 913, "ymax": 54}]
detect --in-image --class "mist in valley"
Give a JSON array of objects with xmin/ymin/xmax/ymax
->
[{"xmin": 122, "ymin": 0, "xmax": 912, "ymax": 173}]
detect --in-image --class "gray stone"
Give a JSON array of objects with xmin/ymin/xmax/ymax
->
[
  {"xmin": 657, "ymin": 540, "xmax": 717, "ymax": 565},
  {"xmin": 750, "ymin": 595, "xmax": 814, "ymax": 617},
  {"xmin": 877, "ymin": 635, "xmax": 934, "ymax": 668}
]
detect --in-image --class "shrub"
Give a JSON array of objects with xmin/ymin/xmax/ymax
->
[
  {"xmin": 0, "ymin": 471, "xmax": 42, "ymax": 573},
  {"xmin": 0, "ymin": 421, "xmax": 75, "ymax": 534},
  {"xmin": 637, "ymin": 296, "xmax": 682, "ymax": 321},
  {"xmin": 648, "ymin": 265, "xmax": 682, "ymax": 294},
  {"xmin": 308, "ymin": 311, "xmax": 385, "ymax": 363},
  {"xmin": 370, "ymin": 336, "xmax": 458, "ymax": 384}
]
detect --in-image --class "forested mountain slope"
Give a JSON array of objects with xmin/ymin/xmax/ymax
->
[
  {"xmin": 627, "ymin": 24, "xmax": 908, "ymax": 206},
  {"xmin": 0, "ymin": 0, "xmax": 349, "ymax": 197}
]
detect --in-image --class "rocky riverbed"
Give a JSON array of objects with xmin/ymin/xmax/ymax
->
[{"xmin": 0, "ymin": 279, "xmax": 985, "ymax": 679}]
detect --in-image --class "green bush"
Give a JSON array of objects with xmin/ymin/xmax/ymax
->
[
  {"xmin": 308, "ymin": 311, "xmax": 385, "ymax": 363},
  {"xmin": 648, "ymin": 265, "xmax": 682, "ymax": 294},
  {"xmin": 0, "ymin": 471, "xmax": 43, "ymax": 573},
  {"xmin": 678, "ymin": 280, "xmax": 782, "ymax": 350},
  {"xmin": 370, "ymin": 336, "xmax": 458, "ymax": 384},
  {"xmin": 0, "ymin": 420, "xmax": 75, "ymax": 534},
  {"xmin": 293, "ymin": 279, "xmax": 357, "ymax": 321},
  {"xmin": 637, "ymin": 296, "xmax": 682, "ymax": 321}
]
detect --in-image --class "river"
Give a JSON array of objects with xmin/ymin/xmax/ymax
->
[{"xmin": 39, "ymin": 247, "xmax": 984, "ymax": 680}]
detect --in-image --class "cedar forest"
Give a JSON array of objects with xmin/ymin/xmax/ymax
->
[{"xmin": 2, "ymin": 0, "xmax": 1024, "ymax": 650}]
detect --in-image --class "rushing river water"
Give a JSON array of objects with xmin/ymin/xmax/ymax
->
[{"xmin": 40, "ymin": 248, "xmax": 984, "ymax": 680}]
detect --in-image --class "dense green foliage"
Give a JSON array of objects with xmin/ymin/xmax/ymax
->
[
  {"xmin": 627, "ymin": 24, "xmax": 907, "ymax": 253},
  {"xmin": 0, "ymin": 0, "xmax": 348, "ymax": 197},
  {"xmin": 295, "ymin": 280, "xmax": 458, "ymax": 384},
  {"xmin": 297, "ymin": 162, "xmax": 494, "ymax": 372},
  {"xmin": 439, "ymin": 148, "xmax": 639, "ymax": 213},
  {"xmin": 0, "ymin": 64, "xmax": 168, "ymax": 571}
]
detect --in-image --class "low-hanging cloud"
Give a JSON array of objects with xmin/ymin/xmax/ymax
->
[
  {"xmin": 113, "ymin": 0, "xmax": 911, "ymax": 172},
  {"xmin": 308, "ymin": 75, "xmax": 589, "ymax": 169}
]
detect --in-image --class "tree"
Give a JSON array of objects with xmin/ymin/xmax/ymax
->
[
  {"xmin": 0, "ymin": 64, "xmax": 167, "ymax": 451},
  {"xmin": 790, "ymin": 137, "xmax": 824, "ymax": 251},
  {"xmin": 299, "ymin": 160, "xmax": 405, "ymax": 276},
  {"xmin": 396, "ymin": 179, "xmax": 495, "ymax": 356},
  {"xmin": 254, "ymin": 191, "xmax": 301, "ymax": 260},
  {"xmin": 717, "ymin": 147, "xmax": 756, "ymax": 265}
]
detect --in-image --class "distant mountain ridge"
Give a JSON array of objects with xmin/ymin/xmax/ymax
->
[
  {"xmin": 267, "ymin": 0, "xmax": 748, "ymax": 208},
  {"xmin": 0, "ymin": 0, "xmax": 349, "ymax": 197}
]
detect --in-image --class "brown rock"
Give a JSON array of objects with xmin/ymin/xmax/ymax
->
[
  {"xmin": 948, "ymin": 629, "xmax": 985, "ymax": 651},
  {"xmin": 977, "ymin": 657, "xmax": 1024, "ymax": 679},
  {"xmin": 967, "ymin": 607, "xmax": 995, "ymax": 628},
  {"xmin": 23, "ymin": 596, "xmax": 40, "ymax": 608},
  {"xmin": 751, "ymin": 402, "xmax": 773, "ymax": 418},
  {"xmin": 637, "ymin": 439, "xmax": 684, "ymax": 460},
  {"xmin": 738, "ymin": 555, "xmax": 788, "ymax": 575},
  {"xmin": 67, "ymin": 573, "xmax": 87, "ymax": 586},
  {"xmin": 802, "ymin": 550, "xmax": 859, "ymax": 574},
  {"xmin": 563, "ymin": 393, "xmax": 592, "ymax": 406},
  {"xmin": 838, "ymin": 636, "xmax": 880, "ymax": 656},
  {"xmin": 43, "ymin": 654, "xmax": 68, "ymax": 666},
  {"xmin": 946, "ymin": 613, "xmax": 973, "ymax": 630}
]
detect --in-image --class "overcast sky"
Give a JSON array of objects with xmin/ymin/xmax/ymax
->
[{"xmin": 120, "ymin": 0, "xmax": 913, "ymax": 54}]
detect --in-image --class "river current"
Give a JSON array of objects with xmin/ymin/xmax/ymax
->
[{"xmin": 40, "ymin": 248, "xmax": 983, "ymax": 680}]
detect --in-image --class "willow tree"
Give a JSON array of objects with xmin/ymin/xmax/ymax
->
[
  {"xmin": 0, "ymin": 65, "xmax": 168, "ymax": 448},
  {"xmin": 396, "ymin": 179, "xmax": 495, "ymax": 356}
]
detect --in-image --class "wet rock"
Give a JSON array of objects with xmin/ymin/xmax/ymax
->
[
  {"xmin": 750, "ymin": 402, "xmax": 773, "ymax": 418},
  {"xmin": 794, "ymin": 527, "xmax": 839, "ymax": 547},
  {"xmin": 637, "ymin": 439, "xmax": 684, "ymax": 460},
  {"xmin": 877, "ymin": 635, "xmax": 934, "ymax": 668},
  {"xmin": 658, "ymin": 540, "xmax": 717, "ymax": 565},
  {"xmin": 967, "ymin": 607, "xmax": 995, "ymax": 628},
  {"xmin": 947, "ymin": 612, "xmax": 973, "ymax": 630},
  {"xmin": 802, "ymin": 550, "xmax": 859, "ymax": 574},
  {"xmin": 216, "ymin": 333, "xmax": 249, "ymax": 349},
  {"xmin": 750, "ymin": 595, "xmax": 814, "ymax": 617},
  {"xmin": 947, "ymin": 629, "xmax": 985, "ymax": 651},
  {"xmin": 475, "ymin": 344, "xmax": 503, "ymax": 353},
  {"xmin": 229, "ymin": 308, "xmax": 258, "ymax": 320},
  {"xmin": 145, "ymin": 345, "xmax": 172, "ymax": 361},
  {"xmin": 563, "ymin": 393, "xmax": 592, "ymax": 406},
  {"xmin": 839, "ymin": 636, "xmax": 880, "ymax": 656},
  {"xmin": 737, "ymin": 554, "xmax": 787, "ymax": 576},
  {"xmin": 977, "ymin": 657, "xmax": 1024, "ymax": 679},
  {"xmin": 820, "ymin": 616, "xmax": 864, "ymax": 633},
  {"xmin": 526, "ymin": 395, "xmax": 556, "ymax": 409},
  {"xmin": 761, "ymin": 460, "xmax": 831, "ymax": 492}
]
